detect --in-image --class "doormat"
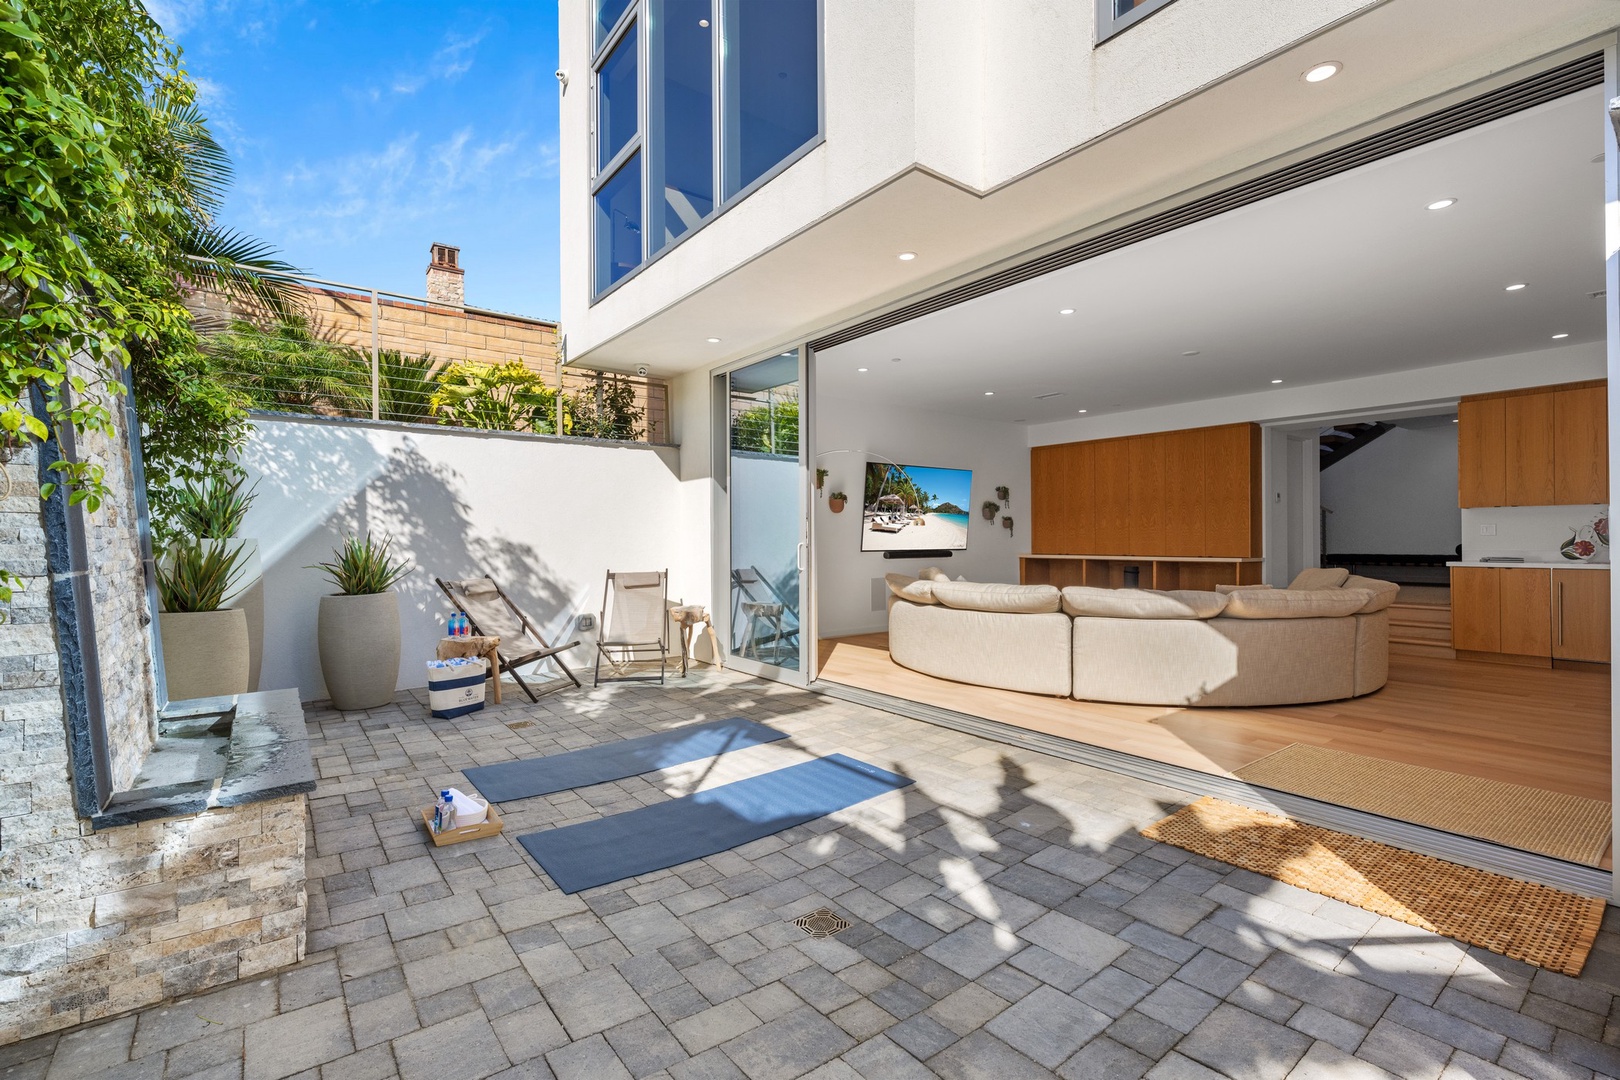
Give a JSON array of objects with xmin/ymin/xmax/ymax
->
[
  {"xmin": 1235, "ymin": 744, "xmax": 1611, "ymax": 867},
  {"xmin": 1143, "ymin": 797, "xmax": 1605, "ymax": 976}
]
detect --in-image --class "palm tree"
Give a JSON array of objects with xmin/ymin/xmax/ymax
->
[{"xmin": 377, "ymin": 350, "xmax": 443, "ymax": 423}]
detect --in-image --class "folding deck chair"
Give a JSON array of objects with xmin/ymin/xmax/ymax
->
[
  {"xmin": 436, "ymin": 576, "xmax": 582, "ymax": 702},
  {"xmin": 729, "ymin": 567, "xmax": 801, "ymax": 661},
  {"xmin": 595, "ymin": 569, "xmax": 670, "ymax": 686}
]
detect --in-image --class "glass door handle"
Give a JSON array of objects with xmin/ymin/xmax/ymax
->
[{"xmin": 796, "ymin": 541, "xmax": 807, "ymax": 572}]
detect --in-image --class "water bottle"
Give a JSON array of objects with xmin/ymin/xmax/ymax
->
[
  {"xmin": 456, "ymin": 612, "xmax": 469, "ymax": 637},
  {"xmin": 449, "ymin": 612, "xmax": 462, "ymax": 637},
  {"xmin": 438, "ymin": 790, "xmax": 456, "ymax": 831}
]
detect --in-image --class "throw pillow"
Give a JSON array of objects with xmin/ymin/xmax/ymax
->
[
  {"xmin": 1287, "ymin": 567, "xmax": 1350, "ymax": 590},
  {"xmin": 1343, "ymin": 575, "xmax": 1400, "ymax": 613}
]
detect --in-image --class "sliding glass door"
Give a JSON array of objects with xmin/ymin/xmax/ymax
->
[{"xmin": 718, "ymin": 349, "xmax": 809, "ymax": 682}]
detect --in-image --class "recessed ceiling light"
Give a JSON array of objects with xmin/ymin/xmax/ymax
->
[
  {"xmin": 1552, "ymin": 333, "xmax": 1570, "ymax": 340},
  {"xmin": 698, "ymin": 18, "xmax": 709, "ymax": 26},
  {"xmin": 1059, "ymin": 308, "xmax": 1075, "ymax": 315},
  {"xmin": 1303, "ymin": 61, "xmax": 1341, "ymax": 83},
  {"xmin": 1426, "ymin": 198, "xmax": 1457, "ymax": 210},
  {"xmin": 1182, "ymin": 350, "xmax": 1200, "ymax": 357},
  {"xmin": 890, "ymin": 357, "xmax": 902, "ymax": 362},
  {"xmin": 897, "ymin": 251, "xmax": 917, "ymax": 261},
  {"xmin": 984, "ymin": 391, "xmax": 995, "ymax": 396},
  {"xmin": 1270, "ymin": 379, "xmax": 1284, "ymax": 385},
  {"xmin": 857, "ymin": 367, "xmax": 868, "ymax": 372},
  {"xmin": 706, "ymin": 337, "xmax": 721, "ymax": 343},
  {"xmin": 1505, "ymin": 283, "xmax": 1528, "ymax": 292},
  {"xmin": 1452, "ymin": 418, "xmax": 1459, "ymax": 423},
  {"xmin": 1077, "ymin": 409, "xmax": 1088, "ymax": 414}
]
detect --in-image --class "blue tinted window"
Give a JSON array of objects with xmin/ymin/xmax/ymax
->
[
  {"xmin": 649, "ymin": 0, "xmax": 714, "ymax": 254},
  {"xmin": 597, "ymin": 23, "xmax": 639, "ymax": 171},
  {"xmin": 721, "ymin": 0, "xmax": 818, "ymax": 199},
  {"xmin": 595, "ymin": 0, "xmax": 634, "ymax": 52},
  {"xmin": 595, "ymin": 154, "xmax": 643, "ymax": 293}
]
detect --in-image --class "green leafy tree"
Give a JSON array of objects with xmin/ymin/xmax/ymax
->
[
  {"xmin": 730, "ymin": 398, "xmax": 798, "ymax": 455},
  {"xmin": 430, "ymin": 361, "xmax": 559, "ymax": 432},
  {"xmin": 567, "ymin": 374, "xmax": 645, "ymax": 440},
  {"xmin": 208, "ymin": 315, "xmax": 368, "ymax": 416},
  {"xmin": 0, "ymin": 0, "xmax": 297, "ymax": 562}
]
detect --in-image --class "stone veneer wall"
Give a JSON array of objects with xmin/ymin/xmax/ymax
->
[{"xmin": 0, "ymin": 385, "xmax": 308, "ymax": 1045}]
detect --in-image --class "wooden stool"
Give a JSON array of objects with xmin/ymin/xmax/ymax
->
[
  {"xmin": 437, "ymin": 635, "xmax": 501, "ymax": 704},
  {"xmin": 739, "ymin": 601, "xmax": 785, "ymax": 661},
  {"xmin": 670, "ymin": 605, "xmax": 723, "ymax": 676}
]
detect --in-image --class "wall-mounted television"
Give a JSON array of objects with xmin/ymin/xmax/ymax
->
[{"xmin": 861, "ymin": 462, "xmax": 972, "ymax": 553}]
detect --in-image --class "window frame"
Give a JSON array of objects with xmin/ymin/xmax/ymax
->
[
  {"xmin": 1095, "ymin": 0, "xmax": 1177, "ymax": 44},
  {"xmin": 589, "ymin": 0, "xmax": 825, "ymax": 304}
]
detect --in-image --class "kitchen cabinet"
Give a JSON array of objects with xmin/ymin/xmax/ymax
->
[
  {"xmin": 1451, "ymin": 565, "xmax": 1608, "ymax": 665},
  {"xmin": 1458, "ymin": 381, "xmax": 1607, "ymax": 507}
]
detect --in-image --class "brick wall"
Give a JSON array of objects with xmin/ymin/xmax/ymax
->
[{"xmin": 0, "ymin": 386, "xmax": 308, "ymax": 1046}]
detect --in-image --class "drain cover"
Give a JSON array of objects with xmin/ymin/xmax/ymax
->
[
  {"xmin": 794, "ymin": 908, "xmax": 849, "ymax": 939},
  {"xmin": 506, "ymin": 721, "xmax": 533, "ymax": 730}
]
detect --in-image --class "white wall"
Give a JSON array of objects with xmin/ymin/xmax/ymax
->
[
  {"xmin": 814, "ymin": 394, "xmax": 1029, "ymax": 637},
  {"xmin": 240, "ymin": 417, "xmax": 703, "ymax": 701},
  {"xmin": 1320, "ymin": 419, "xmax": 1462, "ymax": 555},
  {"xmin": 1461, "ymin": 504, "xmax": 1609, "ymax": 562}
]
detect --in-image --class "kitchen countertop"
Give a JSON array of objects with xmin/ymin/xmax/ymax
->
[{"xmin": 1446, "ymin": 561, "xmax": 1611, "ymax": 570}]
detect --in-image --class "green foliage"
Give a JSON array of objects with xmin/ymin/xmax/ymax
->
[
  {"xmin": 567, "ymin": 374, "xmax": 645, "ymax": 440},
  {"xmin": 157, "ymin": 539, "xmax": 248, "ymax": 613},
  {"xmin": 864, "ymin": 464, "xmax": 937, "ymax": 512},
  {"xmin": 173, "ymin": 472, "xmax": 256, "ymax": 539},
  {"xmin": 829, "ymin": 491, "xmax": 847, "ymax": 502},
  {"xmin": 730, "ymin": 397, "xmax": 798, "ymax": 455},
  {"xmin": 308, "ymin": 533, "xmax": 411, "ymax": 596},
  {"xmin": 209, "ymin": 315, "xmax": 368, "ymax": 415},
  {"xmin": 377, "ymin": 349, "xmax": 441, "ymax": 423},
  {"xmin": 0, "ymin": 0, "xmax": 292, "ymax": 573},
  {"xmin": 430, "ymin": 361, "xmax": 558, "ymax": 432}
]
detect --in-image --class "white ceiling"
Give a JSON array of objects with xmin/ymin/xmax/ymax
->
[{"xmin": 817, "ymin": 88, "xmax": 1604, "ymax": 424}]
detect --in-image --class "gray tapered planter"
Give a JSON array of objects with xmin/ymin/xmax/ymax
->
[
  {"xmin": 318, "ymin": 592, "xmax": 401, "ymax": 710},
  {"xmin": 159, "ymin": 609, "xmax": 250, "ymax": 702}
]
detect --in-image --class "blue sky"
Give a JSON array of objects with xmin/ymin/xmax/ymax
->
[
  {"xmin": 155, "ymin": 0, "xmax": 562, "ymax": 319},
  {"xmin": 888, "ymin": 465, "xmax": 972, "ymax": 511}
]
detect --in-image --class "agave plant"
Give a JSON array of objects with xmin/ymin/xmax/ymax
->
[
  {"xmin": 157, "ymin": 540, "xmax": 250, "ymax": 614},
  {"xmin": 308, "ymin": 533, "xmax": 412, "ymax": 596},
  {"xmin": 174, "ymin": 473, "xmax": 258, "ymax": 539}
]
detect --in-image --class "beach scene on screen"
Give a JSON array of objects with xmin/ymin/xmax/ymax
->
[{"xmin": 861, "ymin": 463, "xmax": 972, "ymax": 551}]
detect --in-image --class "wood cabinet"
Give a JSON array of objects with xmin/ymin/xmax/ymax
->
[
  {"xmin": 1029, "ymin": 422, "xmax": 1260, "ymax": 560},
  {"xmin": 1458, "ymin": 381, "xmax": 1607, "ymax": 507},
  {"xmin": 1451, "ymin": 565, "xmax": 1607, "ymax": 665},
  {"xmin": 1553, "ymin": 569, "xmax": 1610, "ymax": 663}
]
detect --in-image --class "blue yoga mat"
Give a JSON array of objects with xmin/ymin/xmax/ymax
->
[
  {"xmin": 518, "ymin": 754, "xmax": 914, "ymax": 893},
  {"xmin": 463, "ymin": 717, "xmax": 787, "ymax": 802}
]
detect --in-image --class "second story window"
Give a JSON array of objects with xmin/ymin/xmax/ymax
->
[
  {"xmin": 591, "ymin": 0, "xmax": 822, "ymax": 299},
  {"xmin": 1096, "ymin": 0, "xmax": 1178, "ymax": 43}
]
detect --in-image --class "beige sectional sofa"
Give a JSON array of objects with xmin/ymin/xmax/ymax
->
[{"xmin": 885, "ymin": 567, "xmax": 1397, "ymax": 707}]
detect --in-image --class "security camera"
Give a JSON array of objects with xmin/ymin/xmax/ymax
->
[
  {"xmin": 636, "ymin": 364, "xmax": 649, "ymax": 377},
  {"xmin": 554, "ymin": 69, "xmax": 568, "ymax": 89}
]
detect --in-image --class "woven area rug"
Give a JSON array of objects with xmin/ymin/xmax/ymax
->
[
  {"xmin": 1234, "ymin": 744, "xmax": 1611, "ymax": 867},
  {"xmin": 1144, "ymin": 797, "xmax": 1605, "ymax": 975}
]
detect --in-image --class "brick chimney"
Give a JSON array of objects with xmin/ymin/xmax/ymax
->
[{"xmin": 426, "ymin": 242, "xmax": 464, "ymax": 306}]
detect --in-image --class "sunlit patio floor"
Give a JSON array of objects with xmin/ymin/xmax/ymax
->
[{"xmin": 10, "ymin": 666, "xmax": 1620, "ymax": 1080}]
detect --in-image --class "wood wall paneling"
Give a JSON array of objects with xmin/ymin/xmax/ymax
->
[
  {"xmin": 1092, "ymin": 439, "xmax": 1132, "ymax": 554},
  {"xmin": 1164, "ymin": 428, "xmax": 1207, "ymax": 558},
  {"xmin": 1128, "ymin": 434, "xmax": 1168, "ymax": 556},
  {"xmin": 1554, "ymin": 385, "xmax": 1609, "ymax": 506},
  {"xmin": 1030, "ymin": 446, "xmax": 1063, "ymax": 555},
  {"xmin": 1450, "ymin": 566, "xmax": 1500, "ymax": 653},
  {"xmin": 1203, "ymin": 424, "xmax": 1257, "ymax": 558},
  {"xmin": 1069, "ymin": 441, "xmax": 1097, "ymax": 554},
  {"xmin": 1458, "ymin": 397, "xmax": 1505, "ymax": 508},
  {"xmin": 1498, "ymin": 567, "xmax": 1551, "ymax": 657},
  {"xmin": 1504, "ymin": 392, "xmax": 1556, "ymax": 507}
]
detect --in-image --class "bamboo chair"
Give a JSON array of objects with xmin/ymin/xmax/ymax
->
[
  {"xmin": 435, "ymin": 576, "xmax": 582, "ymax": 702},
  {"xmin": 595, "ymin": 569, "xmax": 670, "ymax": 686}
]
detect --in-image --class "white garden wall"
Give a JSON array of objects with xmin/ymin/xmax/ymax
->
[{"xmin": 240, "ymin": 416, "xmax": 703, "ymax": 702}]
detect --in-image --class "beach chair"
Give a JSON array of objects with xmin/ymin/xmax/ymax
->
[
  {"xmin": 436, "ymin": 576, "xmax": 582, "ymax": 702},
  {"xmin": 730, "ymin": 568, "xmax": 800, "ymax": 661},
  {"xmin": 595, "ymin": 569, "xmax": 670, "ymax": 686}
]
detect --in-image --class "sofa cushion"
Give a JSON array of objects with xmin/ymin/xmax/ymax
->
[
  {"xmin": 931, "ymin": 580, "xmax": 1061, "ymax": 614},
  {"xmin": 1223, "ymin": 587, "xmax": 1373, "ymax": 619},
  {"xmin": 1288, "ymin": 567, "xmax": 1350, "ymax": 590},
  {"xmin": 1061, "ymin": 587, "xmax": 1227, "ymax": 620},
  {"xmin": 1344, "ymin": 574, "xmax": 1400, "ymax": 613},
  {"xmin": 918, "ymin": 566, "xmax": 951, "ymax": 582},
  {"xmin": 885, "ymin": 573, "xmax": 938, "ymax": 604},
  {"xmin": 1216, "ymin": 583, "xmax": 1273, "ymax": 595}
]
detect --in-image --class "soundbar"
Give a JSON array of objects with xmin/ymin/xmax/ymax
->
[{"xmin": 882, "ymin": 551, "xmax": 955, "ymax": 560}]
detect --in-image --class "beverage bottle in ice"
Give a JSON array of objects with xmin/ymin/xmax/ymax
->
[{"xmin": 440, "ymin": 790, "xmax": 457, "ymax": 830}]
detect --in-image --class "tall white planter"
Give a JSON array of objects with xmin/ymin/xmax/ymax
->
[
  {"xmin": 317, "ymin": 592, "xmax": 401, "ymax": 710},
  {"xmin": 159, "ymin": 608, "xmax": 251, "ymax": 702}
]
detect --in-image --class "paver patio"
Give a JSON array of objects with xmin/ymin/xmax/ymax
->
[{"xmin": 9, "ymin": 668, "xmax": 1620, "ymax": 1080}]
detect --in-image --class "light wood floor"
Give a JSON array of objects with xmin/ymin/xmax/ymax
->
[{"xmin": 817, "ymin": 634, "xmax": 1611, "ymax": 802}]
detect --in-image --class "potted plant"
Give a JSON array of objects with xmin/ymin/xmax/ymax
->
[
  {"xmin": 816, "ymin": 467, "xmax": 829, "ymax": 493},
  {"xmin": 982, "ymin": 500, "xmax": 999, "ymax": 521},
  {"xmin": 157, "ymin": 540, "xmax": 251, "ymax": 701},
  {"xmin": 174, "ymin": 471, "xmax": 264, "ymax": 689},
  {"xmin": 828, "ymin": 491, "xmax": 847, "ymax": 513},
  {"xmin": 309, "ymin": 533, "xmax": 411, "ymax": 710}
]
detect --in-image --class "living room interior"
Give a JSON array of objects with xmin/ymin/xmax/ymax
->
[{"xmin": 803, "ymin": 81, "xmax": 1611, "ymax": 874}]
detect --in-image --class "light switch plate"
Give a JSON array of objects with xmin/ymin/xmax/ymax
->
[{"xmin": 1480, "ymin": 524, "xmax": 1497, "ymax": 536}]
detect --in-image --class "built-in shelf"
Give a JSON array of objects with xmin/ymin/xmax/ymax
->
[{"xmin": 1020, "ymin": 554, "xmax": 1265, "ymax": 591}]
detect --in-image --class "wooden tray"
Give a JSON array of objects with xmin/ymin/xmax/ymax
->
[{"xmin": 420, "ymin": 803, "xmax": 503, "ymax": 846}]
